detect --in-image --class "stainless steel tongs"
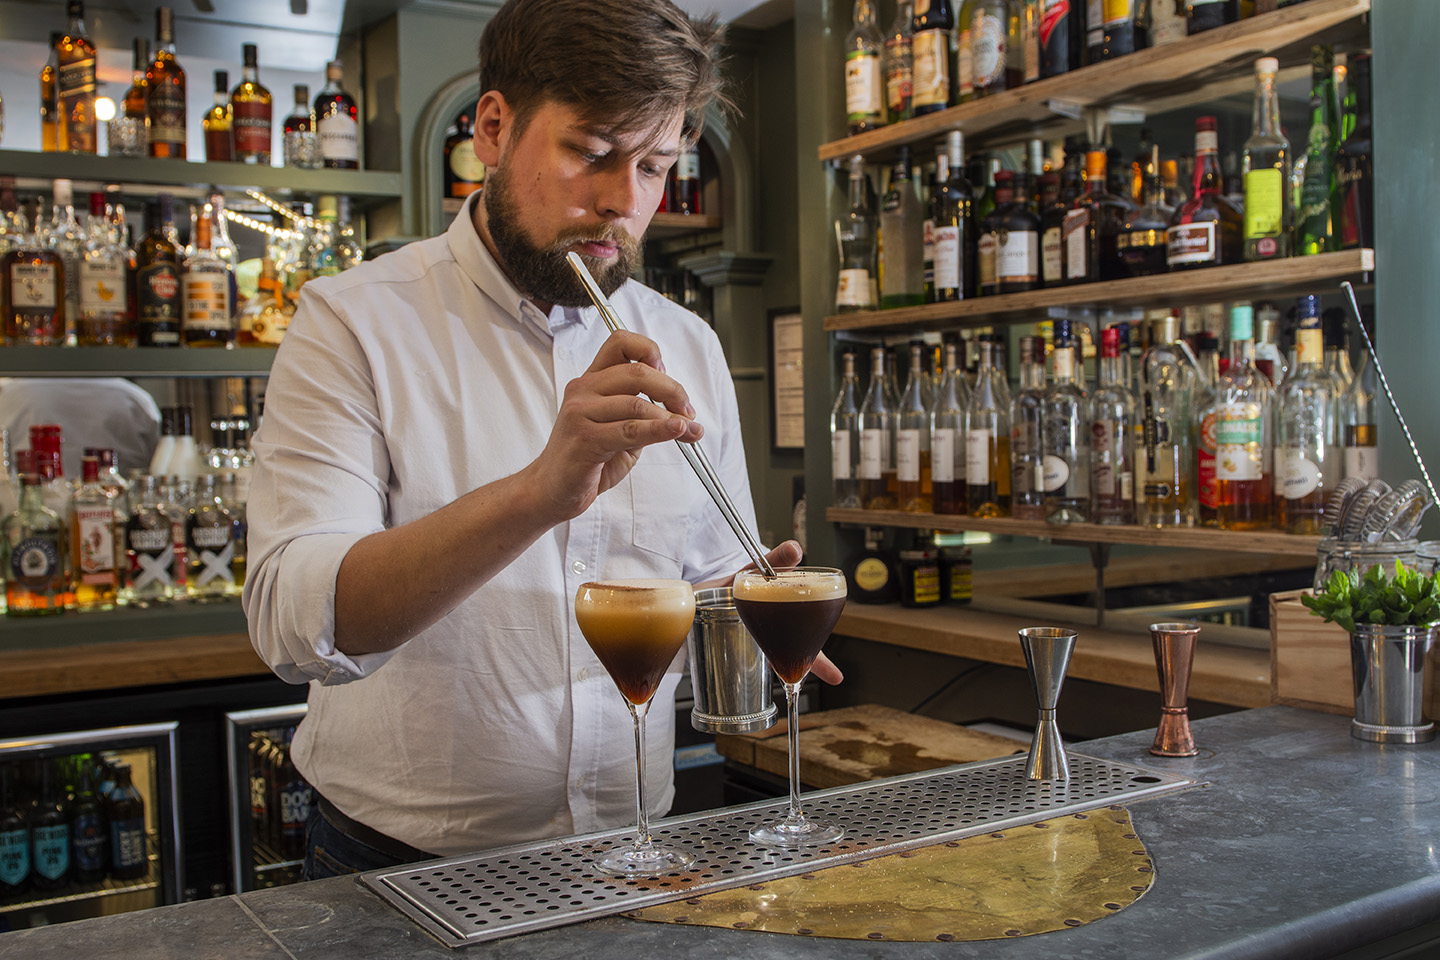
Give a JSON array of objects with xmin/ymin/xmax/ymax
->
[{"xmin": 566, "ymin": 252, "xmax": 777, "ymax": 579}]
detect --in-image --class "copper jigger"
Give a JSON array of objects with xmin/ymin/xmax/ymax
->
[
  {"xmin": 1149, "ymin": 622, "xmax": 1201, "ymax": 757},
  {"xmin": 1018, "ymin": 626, "xmax": 1077, "ymax": 781}
]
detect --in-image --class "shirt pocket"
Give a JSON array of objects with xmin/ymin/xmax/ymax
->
[{"xmin": 629, "ymin": 451, "xmax": 695, "ymax": 569}]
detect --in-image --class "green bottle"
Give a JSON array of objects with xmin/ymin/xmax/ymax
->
[{"xmin": 1296, "ymin": 45, "xmax": 1341, "ymax": 256}]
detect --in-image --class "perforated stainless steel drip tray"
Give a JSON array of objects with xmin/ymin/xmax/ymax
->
[{"xmin": 360, "ymin": 753, "xmax": 1196, "ymax": 948}]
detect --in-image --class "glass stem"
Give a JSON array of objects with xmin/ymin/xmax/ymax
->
[
  {"xmin": 630, "ymin": 699, "xmax": 652, "ymax": 848},
  {"xmin": 784, "ymin": 680, "xmax": 804, "ymax": 823}
]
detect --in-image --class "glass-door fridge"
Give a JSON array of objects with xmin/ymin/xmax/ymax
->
[
  {"xmin": 0, "ymin": 722, "xmax": 181, "ymax": 931},
  {"xmin": 224, "ymin": 704, "xmax": 311, "ymax": 893}
]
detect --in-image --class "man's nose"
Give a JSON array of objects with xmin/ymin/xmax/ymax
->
[{"xmin": 595, "ymin": 167, "xmax": 644, "ymax": 220}]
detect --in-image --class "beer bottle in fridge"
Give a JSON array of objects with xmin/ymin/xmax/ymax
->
[
  {"xmin": 30, "ymin": 759, "xmax": 71, "ymax": 890},
  {"xmin": 71, "ymin": 756, "xmax": 107, "ymax": 883},
  {"xmin": 106, "ymin": 763, "xmax": 148, "ymax": 880},
  {"xmin": 0, "ymin": 763, "xmax": 30, "ymax": 896}
]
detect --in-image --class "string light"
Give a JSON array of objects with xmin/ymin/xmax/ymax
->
[
  {"xmin": 244, "ymin": 188, "xmax": 318, "ymax": 228},
  {"xmin": 223, "ymin": 208, "xmax": 303, "ymax": 240}
]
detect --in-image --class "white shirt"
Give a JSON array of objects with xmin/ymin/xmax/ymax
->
[
  {"xmin": 242, "ymin": 192, "xmax": 755, "ymax": 856},
  {"xmin": 0, "ymin": 377, "xmax": 160, "ymax": 478}
]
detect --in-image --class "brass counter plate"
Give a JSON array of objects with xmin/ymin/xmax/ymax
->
[{"xmin": 627, "ymin": 807, "xmax": 1153, "ymax": 941}]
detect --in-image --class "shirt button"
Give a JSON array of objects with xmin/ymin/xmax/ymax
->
[
  {"xmin": 571, "ymin": 560, "xmax": 586, "ymax": 575},
  {"xmin": 577, "ymin": 667, "xmax": 590, "ymax": 682}
]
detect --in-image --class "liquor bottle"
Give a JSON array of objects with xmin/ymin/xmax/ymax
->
[
  {"xmin": 1089, "ymin": 0, "xmax": 1145, "ymax": 62},
  {"xmin": 1322, "ymin": 307, "xmax": 1353, "ymax": 395},
  {"xmin": 956, "ymin": 0, "xmax": 978, "ymax": 103},
  {"xmin": 1187, "ymin": 0, "xmax": 1237, "ymax": 33},
  {"xmin": 47, "ymin": 180, "xmax": 85, "ymax": 341},
  {"xmin": 967, "ymin": 334, "xmax": 1011, "ymax": 516},
  {"xmin": 932, "ymin": 340, "xmax": 968, "ymax": 514},
  {"xmin": 1243, "ymin": 58, "xmax": 1292, "ymax": 261},
  {"xmin": 883, "ymin": 0, "xmax": 915, "ymax": 123},
  {"xmin": 928, "ymin": 131, "xmax": 974, "ymax": 302},
  {"xmin": 1116, "ymin": 145, "xmax": 1174, "ymax": 278},
  {"xmin": 859, "ymin": 347, "xmax": 897, "ymax": 509},
  {"xmin": 845, "ymin": 0, "xmax": 885, "ymax": 134},
  {"xmin": 1336, "ymin": 52, "xmax": 1372, "ymax": 250},
  {"xmin": 2, "ymin": 200, "xmax": 66, "ymax": 345},
  {"xmin": 911, "ymin": 0, "xmax": 954, "ymax": 116},
  {"xmin": 40, "ymin": 32, "xmax": 61, "ymax": 153},
  {"xmin": 277, "ymin": 735, "xmax": 313, "ymax": 861},
  {"xmin": 109, "ymin": 38, "xmax": 150, "ymax": 159},
  {"xmin": 1004, "ymin": 0, "xmax": 1039, "ymax": 90},
  {"xmin": 1065, "ymin": 149, "xmax": 1135, "ymax": 284},
  {"xmin": 331, "ymin": 197, "xmax": 364, "ymax": 273},
  {"xmin": 1043, "ymin": 319, "xmax": 1090, "ymax": 523},
  {"xmin": 3, "ymin": 452, "xmax": 67, "ymax": 616},
  {"xmin": 1341, "ymin": 352, "xmax": 1378, "ymax": 482},
  {"xmin": 831, "ymin": 351, "xmax": 862, "ymax": 509},
  {"xmin": 1167, "ymin": 116, "xmax": 1243, "ymax": 270},
  {"xmin": 1091, "ymin": 326, "xmax": 1136, "ymax": 525},
  {"xmin": 0, "ymin": 764, "xmax": 30, "ymax": 896},
  {"xmin": 1193, "ymin": 332, "xmax": 1222, "ymax": 526},
  {"xmin": 1215, "ymin": 303, "xmax": 1274, "ymax": 530},
  {"xmin": 56, "ymin": 1, "xmax": 97, "ymax": 153},
  {"xmin": 836, "ymin": 155, "xmax": 878, "ymax": 313},
  {"xmin": 1009, "ymin": 334, "xmax": 1047, "ymax": 520},
  {"xmin": 106, "ymin": 763, "xmax": 148, "ymax": 881},
  {"xmin": 897, "ymin": 343, "xmax": 933, "ymax": 512},
  {"xmin": 1149, "ymin": 0, "xmax": 1188, "ymax": 46},
  {"xmin": 310, "ymin": 197, "xmax": 343, "ymax": 278},
  {"xmin": 671, "ymin": 141, "xmax": 702, "ymax": 215},
  {"xmin": 70, "ymin": 760, "xmax": 106, "ymax": 883},
  {"xmin": 1162, "ymin": 158, "xmax": 1185, "ymax": 209},
  {"xmin": 186, "ymin": 474, "xmax": 236, "ymax": 601},
  {"xmin": 182, "ymin": 205, "xmax": 234, "ymax": 347},
  {"xmin": 1273, "ymin": 296, "xmax": 1334, "ymax": 534},
  {"xmin": 1039, "ymin": 0, "xmax": 1079, "ymax": 77},
  {"xmin": 71, "ymin": 455, "xmax": 119, "ymax": 613},
  {"xmin": 995, "ymin": 170, "xmax": 1041, "ymax": 292},
  {"xmin": 123, "ymin": 475, "xmax": 176, "ymax": 606},
  {"xmin": 976, "ymin": 171, "xmax": 1014, "ymax": 297},
  {"xmin": 146, "ymin": 6, "xmax": 187, "ymax": 159},
  {"xmin": 880, "ymin": 147, "xmax": 924, "ymax": 307},
  {"xmin": 969, "ymin": 0, "xmax": 1008, "ymax": 98},
  {"xmin": 136, "ymin": 196, "xmax": 182, "ymax": 347},
  {"xmin": 1296, "ymin": 45, "xmax": 1340, "ymax": 256},
  {"xmin": 847, "ymin": 527, "xmax": 902, "ymax": 603},
  {"xmin": 1139, "ymin": 314, "xmax": 1197, "ymax": 527},
  {"xmin": 30, "ymin": 761, "xmax": 70, "ymax": 891},
  {"xmin": 1129, "ymin": 128, "xmax": 1154, "ymax": 204},
  {"xmin": 1040, "ymin": 143, "xmax": 1081, "ymax": 287},
  {"xmin": 315, "ymin": 60, "xmax": 359, "ymax": 169},
  {"xmin": 202, "ymin": 70, "xmax": 234, "ymax": 162},
  {"xmin": 230, "ymin": 44, "xmax": 273, "ymax": 164},
  {"xmin": 444, "ymin": 113, "xmax": 486, "ymax": 199},
  {"xmin": 282, "ymin": 84, "xmax": 318, "ymax": 169}
]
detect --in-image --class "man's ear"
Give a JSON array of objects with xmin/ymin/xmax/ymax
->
[{"xmin": 472, "ymin": 90, "xmax": 507, "ymax": 168}]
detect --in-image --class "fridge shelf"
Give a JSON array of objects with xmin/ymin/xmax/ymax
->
[{"xmin": 0, "ymin": 839, "xmax": 159, "ymax": 913}]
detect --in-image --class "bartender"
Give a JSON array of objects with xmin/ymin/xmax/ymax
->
[{"xmin": 243, "ymin": 0, "xmax": 837, "ymax": 879}]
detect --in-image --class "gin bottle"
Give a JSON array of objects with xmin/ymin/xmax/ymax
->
[
  {"xmin": 70, "ymin": 454, "xmax": 119, "ymax": 612},
  {"xmin": 78, "ymin": 191, "xmax": 132, "ymax": 346},
  {"xmin": 1139, "ymin": 313, "xmax": 1197, "ymax": 527},
  {"xmin": 859, "ymin": 347, "xmax": 897, "ymax": 509},
  {"xmin": 836, "ymin": 155, "xmax": 878, "ymax": 313},
  {"xmin": 1043, "ymin": 319, "xmax": 1090, "ymax": 523},
  {"xmin": 831, "ymin": 352, "xmax": 862, "ymax": 509},
  {"xmin": 1090, "ymin": 326, "xmax": 1136, "ymax": 525},
  {"xmin": 880, "ymin": 146, "xmax": 923, "ymax": 308},
  {"xmin": 1009, "ymin": 334, "xmax": 1046, "ymax": 520},
  {"xmin": 1273, "ymin": 295, "xmax": 1334, "ymax": 534},
  {"xmin": 1215, "ymin": 304, "xmax": 1274, "ymax": 530},
  {"xmin": 931, "ymin": 340, "xmax": 968, "ymax": 514},
  {"xmin": 967, "ymin": 334, "xmax": 1011, "ymax": 517},
  {"xmin": 186, "ymin": 474, "xmax": 236, "ymax": 601},
  {"xmin": 123, "ymin": 474, "xmax": 176, "ymax": 606}
]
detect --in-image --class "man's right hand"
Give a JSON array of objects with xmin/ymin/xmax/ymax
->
[{"xmin": 524, "ymin": 330, "xmax": 703, "ymax": 524}]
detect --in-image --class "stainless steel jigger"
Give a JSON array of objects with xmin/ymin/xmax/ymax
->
[{"xmin": 1019, "ymin": 627, "xmax": 1078, "ymax": 781}]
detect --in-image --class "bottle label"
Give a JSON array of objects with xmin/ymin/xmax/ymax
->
[
  {"xmin": 80, "ymin": 259, "xmax": 127, "ymax": 314},
  {"xmin": 1294, "ymin": 328, "xmax": 1323, "ymax": 365},
  {"xmin": 832, "ymin": 429, "xmax": 852, "ymax": 480},
  {"xmin": 1276, "ymin": 450, "xmax": 1322, "ymax": 500},
  {"xmin": 73, "ymin": 812, "xmax": 105, "ymax": 872},
  {"xmin": 1198, "ymin": 410, "xmax": 1218, "ymax": 509},
  {"xmin": 897, "ymin": 429, "xmax": 920, "ymax": 483},
  {"xmin": 111, "ymin": 819, "xmax": 147, "ymax": 870},
  {"xmin": 183, "ymin": 272, "xmax": 233, "ymax": 331},
  {"xmin": 836, "ymin": 268, "xmax": 873, "ymax": 308},
  {"xmin": 957, "ymin": 26, "xmax": 973, "ymax": 98},
  {"xmin": 1338, "ymin": 164, "xmax": 1365, "ymax": 247},
  {"xmin": 859, "ymin": 428, "xmax": 883, "ymax": 480},
  {"xmin": 1345, "ymin": 446, "xmax": 1378, "ymax": 481},
  {"xmin": 1054, "ymin": 347, "xmax": 1075, "ymax": 380},
  {"xmin": 1024, "ymin": 10, "xmax": 1039, "ymax": 82},
  {"xmin": 1215, "ymin": 410, "xmax": 1263, "ymax": 481},
  {"xmin": 965, "ymin": 429, "xmax": 992, "ymax": 484},
  {"xmin": 0, "ymin": 828, "xmax": 28, "ymax": 886},
  {"xmin": 977, "ymin": 234, "xmax": 997, "ymax": 287},
  {"xmin": 282, "ymin": 781, "xmax": 313, "ymax": 832},
  {"xmin": 1244, "ymin": 168, "xmax": 1284, "ymax": 241},
  {"xmin": 1041, "ymin": 454, "xmax": 1071, "ymax": 492},
  {"xmin": 855, "ymin": 557, "xmax": 890, "ymax": 593},
  {"xmin": 1166, "ymin": 221, "xmax": 1218, "ymax": 266},
  {"xmin": 1194, "ymin": 129, "xmax": 1219, "ymax": 156},
  {"xmin": 884, "ymin": 39, "xmax": 913, "ymax": 116},
  {"xmin": 996, "ymin": 230, "xmax": 1038, "ymax": 282},
  {"xmin": 1042, "ymin": 226, "xmax": 1063, "ymax": 283},
  {"xmin": 129, "ymin": 534, "xmax": 176, "ymax": 590},
  {"xmin": 932, "ymin": 428, "xmax": 956, "ymax": 483},
  {"xmin": 58, "ymin": 56, "xmax": 97, "ymax": 98},
  {"xmin": 10, "ymin": 263, "xmax": 58, "ymax": 309},
  {"xmin": 1087, "ymin": 0, "xmax": 1103, "ymax": 43},
  {"xmin": 1063, "ymin": 208, "xmax": 1090, "ymax": 279},
  {"xmin": 449, "ymin": 144, "xmax": 486, "ymax": 184},
  {"xmin": 1120, "ymin": 470, "xmax": 1134, "ymax": 501},
  {"xmin": 11, "ymin": 536, "xmax": 60, "ymax": 591},
  {"xmin": 1104, "ymin": 0, "xmax": 1134, "ymax": 27},
  {"xmin": 190, "ymin": 529, "xmax": 236, "ymax": 588},
  {"xmin": 318, "ymin": 112, "xmax": 360, "ymax": 163},
  {"xmin": 911, "ymin": 29, "xmax": 951, "ymax": 109},
  {"xmin": 1040, "ymin": 0, "xmax": 1070, "ymax": 48},
  {"xmin": 33, "ymin": 824, "xmax": 69, "ymax": 881},
  {"xmin": 933, "ymin": 224, "xmax": 961, "ymax": 291},
  {"xmin": 148, "ymin": 86, "xmax": 186, "ymax": 144},
  {"xmin": 971, "ymin": 12, "xmax": 1007, "ymax": 88},
  {"xmin": 1091, "ymin": 419, "xmax": 1118, "ymax": 496},
  {"xmin": 232, "ymin": 100, "xmax": 272, "ymax": 156},
  {"xmin": 137, "ymin": 261, "xmax": 181, "ymax": 326},
  {"xmin": 845, "ymin": 51, "xmax": 883, "ymax": 119},
  {"xmin": 76, "ymin": 505, "xmax": 117, "ymax": 579},
  {"xmin": 921, "ymin": 217, "xmax": 935, "ymax": 287},
  {"xmin": 909, "ymin": 564, "xmax": 941, "ymax": 604}
]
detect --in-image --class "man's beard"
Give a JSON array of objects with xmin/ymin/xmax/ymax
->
[{"xmin": 483, "ymin": 163, "xmax": 641, "ymax": 308}]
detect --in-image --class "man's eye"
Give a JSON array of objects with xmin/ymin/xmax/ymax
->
[{"xmin": 640, "ymin": 163, "xmax": 663, "ymax": 178}]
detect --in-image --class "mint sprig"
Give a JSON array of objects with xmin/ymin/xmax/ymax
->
[{"xmin": 1301, "ymin": 560, "xmax": 1440, "ymax": 634}]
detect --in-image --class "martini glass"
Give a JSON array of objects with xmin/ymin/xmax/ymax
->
[
  {"xmin": 575, "ymin": 578, "xmax": 697, "ymax": 877},
  {"xmin": 732, "ymin": 566, "xmax": 848, "ymax": 848}
]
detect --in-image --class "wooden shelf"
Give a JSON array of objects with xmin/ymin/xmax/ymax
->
[
  {"xmin": 817, "ymin": 0, "xmax": 1371, "ymax": 163},
  {"xmin": 649, "ymin": 212, "xmax": 722, "ymax": 237},
  {"xmin": 0, "ymin": 345, "xmax": 276, "ymax": 378},
  {"xmin": 823, "ymin": 248, "xmax": 1373, "ymax": 333},
  {"xmin": 828, "ymin": 507, "xmax": 1322, "ymax": 557}
]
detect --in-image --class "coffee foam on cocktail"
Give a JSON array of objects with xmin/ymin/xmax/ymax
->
[{"xmin": 734, "ymin": 571, "xmax": 846, "ymax": 602}]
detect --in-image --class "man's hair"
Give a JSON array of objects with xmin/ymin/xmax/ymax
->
[{"xmin": 478, "ymin": 0, "xmax": 730, "ymax": 144}]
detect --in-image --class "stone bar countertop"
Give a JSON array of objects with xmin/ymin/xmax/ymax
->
[{"xmin": 7, "ymin": 705, "xmax": 1440, "ymax": 960}]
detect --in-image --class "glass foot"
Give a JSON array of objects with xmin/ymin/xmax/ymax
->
[
  {"xmin": 595, "ymin": 842, "xmax": 695, "ymax": 878},
  {"xmin": 749, "ymin": 816, "xmax": 844, "ymax": 849}
]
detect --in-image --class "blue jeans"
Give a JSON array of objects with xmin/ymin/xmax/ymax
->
[{"xmin": 302, "ymin": 800, "xmax": 432, "ymax": 880}]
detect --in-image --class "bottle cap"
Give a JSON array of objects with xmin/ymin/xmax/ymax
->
[
  {"xmin": 89, "ymin": 191, "xmax": 105, "ymax": 218},
  {"xmin": 15, "ymin": 449, "xmax": 35, "ymax": 479},
  {"xmin": 1100, "ymin": 326, "xmax": 1121, "ymax": 358},
  {"xmin": 1295, "ymin": 294, "xmax": 1322, "ymax": 328},
  {"xmin": 1256, "ymin": 57, "xmax": 1279, "ymax": 75},
  {"xmin": 81, "ymin": 456, "xmax": 100, "ymax": 482},
  {"xmin": 1053, "ymin": 318, "xmax": 1072, "ymax": 345},
  {"xmin": 326, "ymin": 59, "xmax": 343, "ymax": 79},
  {"xmin": 1228, "ymin": 303, "xmax": 1254, "ymax": 341},
  {"xmin": 53, "ymin": 179, "xmax": 74, "ymax": 208},
  {"xmin": 214, "ymin": 70, "xmax": 228, "ymax": 93},
  {"xmin": 1084, "ymin": 150, "xmax": 1107, "ymax": 178},
  {"xmin": 294, "ymin": 83, "xmax": 309, "ymax": 103},
  {"xmin": 1019, "ymin": 334, "xmax": 1045, "ymax": 364},
  {"xmin": 242, "ymin": 43, "xmax": 258, "ymax": 66}
]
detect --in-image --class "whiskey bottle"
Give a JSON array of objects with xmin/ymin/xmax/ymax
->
[
  {"xmin": 1115, "ymin": 145, "xmax": 1173, "ymax": 278},
  {"xmin": 928, "ymin": 131, "xmax": 974, "ymax": 302},
  {"xmin": 186, "ymin": 474, "xmax": 236, "ymax": 601},
  {"xmin": 202, "ymin": 70, "xmax": 233, "ymax": 162},
  {"xmin": 911, "ymin": 0, "xmax": 954, "ymax": 116},
  {"xmin": 967, "ymin": 334, "xmax": 1011, "ymax": 516},
  {"xmin": 1064, "ymin": 149, "xmax": 1134, "ymax": 285},
  {"xmin": 40, "ymin": 32, "xmax": 61, "ymax": 153},
  {"xmin": 182, "ymin": 205, "xmax": 234, "ymax": 347},
  {"xmin": 1044, "ymin": 319, "xmax": 1090, "ymax": 523},
  {"xmin": 995, "ymin": 170, "xmax": 1041, "ymax": 293},
  {"xmin": 932, "ymin": 340, "xmax": 968, "ymax": 514},
  {"xmin": 845, "ymin": 0, "xmax": 885, "ymax": 134},
  {"xmin": 123, "ymin": 475, "xmax": 176, "ymax": 607},
  {"xmin": 671, "ymin": 141, "xmax": 702, "ymax": 214},
  {"xmin": 1167, "ymin": 116, "xmax": 1243, "ymax": 270},
  {"xmin": 859, "ymin": 347, "xmax": 897, "ymax": 509},
  {"xmin": 836, "ymin": 155, "xmax": 878, "ymax": 313},
  {"xmin": 444, "ymin": 113, "xmax": 486, "ymax": 199},
  {"xmin": 977, "ymin": 171, "xmax": 1014, "ymax": 297},
  {"xmin": 109, "ymin": 38, "xmax": 149, "ymax": 159},
  {"xmin": 2, "ymin": 199, "xmax": 66, "ymax": 345},
  {"xmin": 883, "ymin": 0, "xmax": 915, "ymax": 123},
  {"xmin": 1341, "ymin": 353, "xmax": 1378, "ymax": 482},
  {"xmin": 1215, "ymin": 304, "xmax": 1274, "ymax": 530},
  {"xmin": 1296, "ymin": 45, "xmax": 1340, "ymax": 256},
  {"xmin": 879, "ymin": 147, "xmax": 924, "ymax": 307},
  {"xmin": 282, "ymin": 85, "xmax": 318, "ymax": 169},
  {"xmin": 314, "ymin": 60, "xmax": 359, "ymax": 169},
  {"xmin": 3, "ymin": 451, "xmax": 67, "ymax": 617},
  {"xmin": 146, "ymin": 6, "xmax": 187, "ymax": 159},
  {"xmin": 1273, "ymin": 295, "xmax": 1334, "ymax": 534},
  {"xmin": 831, "ymin": 351, "xmax": 862, "ymax": 509},
  {"xmin": 231, "ymin": 44, "xmax": 273, "ymax": 165},
  {"xmin": 1090, "ymin": 326, "xmax": 1136, "ymax": 525},
  {"xmin": 78, "ymin": 191, "xmax": 132, "ymax": 346},
  {"xmin": 1336, "ymin": 52, "xmax": 1372, "ymax": 250},
  {"xmin": 1242, "ymin": 58, "xmax": 1292, "ymax": 261},
  {"xmin": 70, "ymin": 454, "xmax": 119, "ymax": 613},
  {"xmin": 897, "ymin": 342, "xmax": 933, "ymax": 512},
  {"xmin": 1040, "ymin": 142, "xmax": 1081, "ymax": 287},
  {"xmin": 1009, "ymin": 334, "xmax": 1047, "ymax": 520},
  {"xmin": 135, "ymin": 195, "xmax": 182, "ymax": 347},
  {"xmin": 1139, "ymin": 313, "xmax": 1197, "ymax": 527},
  {"xmin": 56, "ymin": 1, "xmax": 97, "ymax": 154}
]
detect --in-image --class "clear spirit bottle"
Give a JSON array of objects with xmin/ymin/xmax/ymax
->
[
  {"xmin": 845, "ymin": 0, "xmax": 885, "ymax": 134},
  {"xmin": 2, "ymin": 198, "xmax": 65, "ymax": 345},
  {"xmin": 967, "ymin": 334, "xmax": 1011, "ymax": 517},
  {"xmin": 932, "ymin": 340, "xmax": 968, "ymax": 514},
  {"xmin": 897, "ymin": 343, "xmax": 933, "ymax": 512},
  {"xmin": 883, "ymin": 0, "xmax": 914, "ymax": 123},
  {"xmin": 880, "ymin": 146, "xmax": 923, "ymax": 307},
  {"xmin": 831, "ymin": 351, "xmax": 862, "ymax": 509},
  {"xmin": 859, "ymin": 346, "xmax": 897, "ymax": 510},
  {"xmin": 77, "ymin": 192, "xmax": 131, "ymax": 347},
  {"xmin": 1090, "ymin": 326, "xmax": 1136, "ymax": 525},
  {"xmin": 47, "ymin": 179, "xmax": 85, "ymax": 339},
  {"xmin": 186, "ymin": 474, "xmax": 236, "ymax": 601},
  {"xmin": 1139, "ymin": 313, "xmax": 1197, "ymax": 527},
  {"xmin": 1242, "ymin": 57, "xmax": 1291, "ymax": 261},
  {"xmin": 123, "ymin": 474, "xmax": 177, "ymax": 606},
  {"xmin": 1273, "ymin": 295, "xmax": 1335, "ymax": 534},
  {"xmin": 1215, "ymin": 304, "xmax": 1274, "ymax": 530},
  {"xmin": 1341, "ymin": 352, "xmax": 1379, "ymax": 482},
  {"xmin": 1009, "ymin": 334, "xmax": 1047, "ymax": 520},
  {"xmin": 1044, "ymin": 319, "xmax": 1090, "ymax": 523},
  {"xmin": 836, "ymin": 154, "xmax": 878, "ymax": 313}
]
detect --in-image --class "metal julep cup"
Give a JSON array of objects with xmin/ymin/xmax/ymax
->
[
  {"xmin": 686, "ymin": 587, "xmax": 777, "ymax": 734},
  {"xmin": 1350, "ymin": 623, "xmax": 1437, "ymax": 744}
]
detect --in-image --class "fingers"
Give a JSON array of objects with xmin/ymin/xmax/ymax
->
[
  {"xmin": 569, "ymin": 394, "xmax": 703, "ymax": 446},
  {"xmin": 810, "ymin": 652, "xmax": 844, "ymax": 686},
  {"xmin": 586, "ymin": 329, "xmax": 662, "ymax": 375},
  {"xmin": 765, "ymin": 540, "xmax": 803, "ymax": 572},
  {"xmin": 580, "ymin": 334, "xmax": 696, "ymax": 419}
]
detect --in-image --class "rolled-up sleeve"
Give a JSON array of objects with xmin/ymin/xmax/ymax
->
[{"xmin": 241, "ymin": 283, "xmax": 397, "ymax": 685}]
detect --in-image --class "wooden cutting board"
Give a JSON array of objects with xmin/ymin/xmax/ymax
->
[{"xmin": 714, "ymin": 703, "xmax": 1027, "ymax": 789}]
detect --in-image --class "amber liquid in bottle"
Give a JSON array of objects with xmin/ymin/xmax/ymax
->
[
  {"xmin": 231, "ymin": 44, "xmax": 273, "ymax": 165},
  {"xmin": 968, "ymin": 433, "xmax": 1011, "ymax": 517},
  {"xmin": 146, "ymin": 7, "xmax": 187, "ymax": 159},
  {"xmin": 56, "ymin": 6, "xmax": 98, "ymax": 154},
  {"xmin": 40, "ymin": 32, "xmax": 61, "ymax": 153}
]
